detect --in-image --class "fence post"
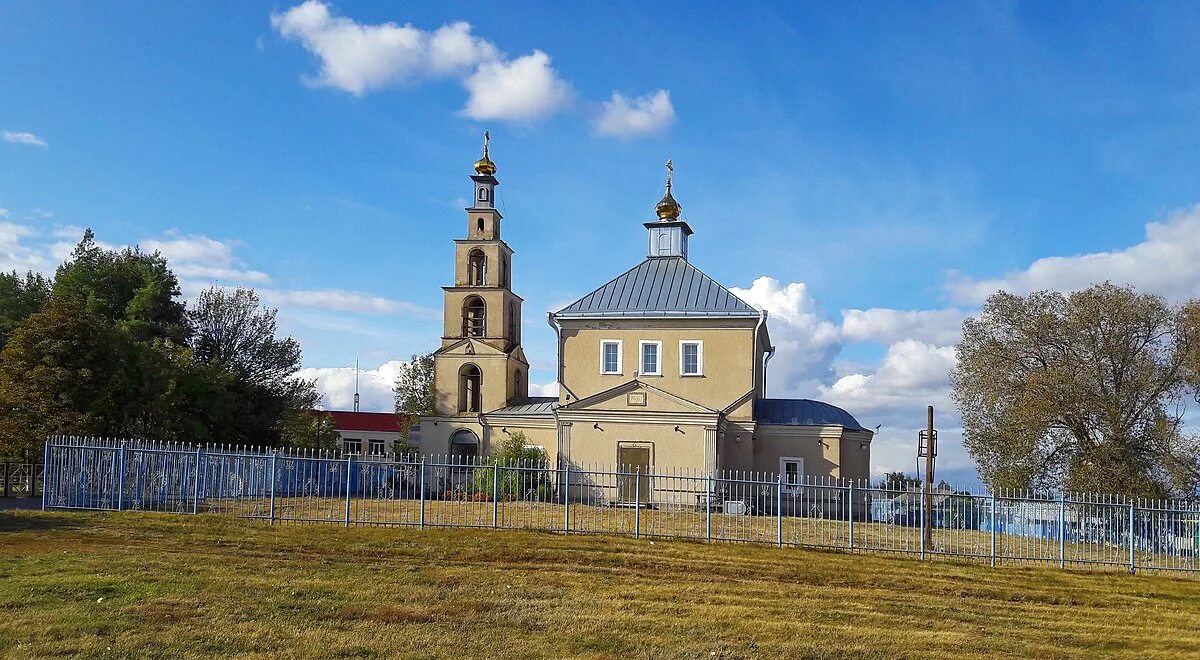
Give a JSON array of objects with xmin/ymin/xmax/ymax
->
[
  {"xmin": 1128, "ymin": 501, "xmax": 1136, "ymax": 574},
  {"xmin": 1058, "ymin": 492, "xmax": 1066, "ymax": 569},
  {"xmin": 848, "ymin": 482, "xmax": 855, "ymax": 551},
  {"xmin": 776, "ymin": 477, "xmax": 783, "ymax": 547},
  {"xmin": 705, "ymin": 474, "xmax": 713, "ymax": 543},
  {"xmin": 269, "ymin": 451, "xmax": 277, "ymax": 524},
  {"xmin": 344, "ymin": 454, "xmax": 352, "ymax": 528},
  {"xmin": 492, "ymin": 463, "xmax": 499, "ymax": 529},
  {"xmin": 562, "ymin": 462, "xmax": 570, "ymax": 534},
  {"xmin": 41, "ymin": 440, "xmax": 50, "ymax": 510},
  {"xmin": 990, "ymin": 492, "xmax": 997, "ymax": 568},
  {"xmin": 634, "ymin": 468, "xmax": 641, "ymax": 540},
  {"xmin": 192, "ymin": 447, "xmax": 202, "ymax": 515},
  {"xmin": 419, "ymin": 457, "xmax": 426, "ymax": 529},
  {"xmin": 116, "ymin": 444, "xmax": 126, "ymax": 512}
]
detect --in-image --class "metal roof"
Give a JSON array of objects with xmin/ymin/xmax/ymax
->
[
  {"xmin": 487, "ymin": 397, "xmax": 559, "ymax": 416},
  {"xmin": 754, "ymin": 399, "xmax": 868, "ymax": 430},
  {"xmin": 555, "ymin": 256, "xmax": 759, "ymax": 318}
]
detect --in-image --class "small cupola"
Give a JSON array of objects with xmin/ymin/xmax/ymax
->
[{"xmin": 645, "ymin": 159, "xmax": 693, "ymax": 259}]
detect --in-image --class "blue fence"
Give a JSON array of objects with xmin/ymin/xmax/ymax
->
[{"xmin": 40, "ymin": 437, "xmax": 1200, "ymax": 578}]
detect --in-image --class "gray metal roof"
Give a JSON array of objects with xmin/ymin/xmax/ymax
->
[
  {"xmin": 555, "ymin": 256, "xmax": 759, "ymax": 318},
  {"xmin": 487, "ymin": 397, "xmax": 559, "ymax": 416},
  {"xmin": 754, "ymin": 399, "xmax": 868, "ymax": 430}
]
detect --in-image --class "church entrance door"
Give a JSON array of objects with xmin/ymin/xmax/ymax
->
[{"xmin": 617, "ymin": 444, "xmax": 651, "ymax": 503}]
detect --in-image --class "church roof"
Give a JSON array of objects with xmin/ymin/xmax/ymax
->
[
  {"xmin": 754, "ymin": 398, "xmax": 868, "ymax": 431},
  {"xmin": 486, "ymin": 397, "xmax": 559, "ymax": 416},
  {"xmin": 555, "ymin": 256, "xmax": 759, "ymax": 318}
]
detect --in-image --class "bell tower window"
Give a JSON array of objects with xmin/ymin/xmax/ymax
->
[
  {"xmin": 476, "ymin": 217, "xmax": 484, "ymax": 234},
  {"xmin": 462, "ymin": 296, "xmax": 486, "ymax": 337},
  {"xmin": 459, "ymin": 364, "xmax": 482, "ymax": 413},
  {"xmin": 508, "ymin": 302, "xmax": 517, "ymax": 340},
  {"xmin": 468, "ymin": 249, "xmax": 486, "ymax": 286}
]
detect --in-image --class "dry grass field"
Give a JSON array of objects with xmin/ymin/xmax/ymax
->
[{"xmin": 2, "ymin": 509, "xmax": 1200, "ymax": 659}]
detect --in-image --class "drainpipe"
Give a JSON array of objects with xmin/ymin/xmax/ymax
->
[
  {"xmin": 546, "ymin": 312, "xmax": 566, "ymax": 400},
  {"xmin": 755, "ymin": 309, "xmax": 775, "ymax": 394}
]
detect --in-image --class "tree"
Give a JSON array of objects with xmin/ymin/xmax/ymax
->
[
  {"xmin": 279, "ymin": 410, "xmax": 341, "ymax": 450},
  {"xmin": 188, "ymin": 287, "xmax": 318, "ymax": 446},
  {"xmin": 952, "ymin": 283, "xmax": 1200, "ymax": 498},
  {"xmin": 0, "ymin": 296, "xmax": 129, "ymax": 460},
  {"xmin": 0, "ymin": 271, "xmax": 51, "ymax": 354},
  {"xmin": 879, "ymin": 471, "xmax": 920, "ymax": 491},
  {"xmin": 393, "ymin": 352, "xmax": 434, "ymax": 446},
  {"xmin": 53, "ymin": 230, "xmax": 189, "ymax": 344}
]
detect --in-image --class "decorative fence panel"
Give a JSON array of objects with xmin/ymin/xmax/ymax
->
[{"xmin": 40, "ymin": 437, "xmax": 1200, "ymax": 579}]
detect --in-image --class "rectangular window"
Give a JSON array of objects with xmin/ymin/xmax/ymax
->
[
  {"xmin": 680, "ymin": 340, "xmax": 703, "ymax": 375},
  {"xmin": 639, "ymin": 341, "xmax": 662, "ymax": 376},
  {"xmin": 342, "ymin": 438, "xmax": 361, "ymax": 455},
  {"xmin": 600, "ymin": 340, "xmax": 622, "ymax": 374},
  {"xmin": 780, "ymin": 457, "xmax": 805, "ymax": 490},
  {"xmin": 368, "ymin": 439, "xmax": 385, "ymax": 455}
]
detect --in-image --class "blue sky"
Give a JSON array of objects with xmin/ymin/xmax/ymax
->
[{"xmin": 4, "ymin": 1, "xmax": 1200, "ymax": 483}]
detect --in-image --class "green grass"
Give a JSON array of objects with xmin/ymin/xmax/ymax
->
[{"xmin": 2, "ymin": 510, "xmax": 1200, "ymax": 659}]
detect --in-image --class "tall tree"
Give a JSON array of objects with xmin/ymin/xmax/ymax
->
[
  {"xmin": 53, "ymin": 229, "xmax": 189, "ymax": 344},
  {"xmin": 952, "ymin": 283, "xmax": 1200, "ymax": 497},
  {"xmin": 0, "ymin": 270, "xmax": 51, "ymax": 354},
  {"xmin": 393, "ymin": 352, "xmax": 434, "ymax": 448},
  {"xmin": 189, "ymin": 287, "xmax": 317, "ymax": 446}
]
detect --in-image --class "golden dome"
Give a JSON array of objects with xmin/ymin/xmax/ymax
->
[
  {"xmin": 655, "ymin": 187, "xmax": 681, "ymax": 220},
  {"xmin": 655, "ymin": 158, "xmax": 681, "ymax": 220},
  {"xmin": 474, "ymin": 131, "xmax": 497, "ymax": 176}
]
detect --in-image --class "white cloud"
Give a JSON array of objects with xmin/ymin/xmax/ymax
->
[
  {"xmin": 299, "ymin": 359, "xmax": 411, "ymax": 412},
  {"xmin": 947, "ymin": 203, "xmax": 1200, "ymax": 304},
  {"xmin": 530, "ymin": 381, "xmax": 560, "ymax": 397},
  {"xmin": 730, "ymin": 277, "xmax": 842, "ymax": 395},
  {"xmin": 594, "ymin": 90, "xmax": 676, "ymax": 139},
  {"xmin": 0, "ymin": 208, "xmax": 8, "ymax": 217},
  {"xmin": 0, "ymin": 222, "xmax": 48, "ymax": 273},
  {"xmin": 3, "ymin": 131, "xmax": 47, "ymax": 148},
  {"xmin": 142, "ymin": 234, "xmax": 271, "ymax": 284},
  {"xmin": 428, "ymin": 21, "xmax": 500, "ymax": 76},
  {"xmin": 841, "ymin": 308, "xmax": 965, "ymax": 346},
  {"xmin": 460, "ymin": 51, "xmax": 572, "ymax": 121}
]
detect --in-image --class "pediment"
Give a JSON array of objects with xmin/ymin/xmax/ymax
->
[
  {"xmin": 435, "ymin": 338, "xmax": 508, "ymax": 357},
  {"xmin": 562, "ymin": 380, "xmax": 716, "ymax": 414}
]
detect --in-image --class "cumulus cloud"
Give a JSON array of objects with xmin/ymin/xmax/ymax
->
[
  {"xmin": 299, "ymin": 359, "xmax": 412, "ymax": 412},
  {"xmin": 271, "ymin": 2, "xmax": 668, "ymax": 132},
  {"xmin": 3, "ymin": 131, "xmax": 47, "ymax": 147},
  {"xmin": 461, "ymin": 51, "xmax": 573, "ymax": 121},
  {"xmin": 0, "ymin": 222, "xmax": 49, "ymax": 273},
  {"xmin": 947, "ymin": 203, "xmax": 1200, "ymax": 304},
  {"xmin": 261, "ymin": 288, "xmax": 439, "ymax": 318},
  {"xmin": 529, "ymin": 381, "xmax": 560, "ymax": 397},
  {"xmin": 142, "ymin": 233, "xmax": 271, "ymax": 284},
  {"xmin": 594, "ymin": 90, "xmax": 676, "ymax": 139},
  {"xmin": 729, "ymin": 277, "xmax": 842, "ymax": 394},
  {"xmin": 841, "ymin": 308, "xmax": 965, "ymax": 346}
]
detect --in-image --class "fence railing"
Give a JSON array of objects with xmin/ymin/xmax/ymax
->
[
  {"xmin": 2, "ymin": 462, "xmax": 42, "ymax": 498},
  {"xmin": 40, "ymin": 437, "xmax": 1200, "ymax": 578}
]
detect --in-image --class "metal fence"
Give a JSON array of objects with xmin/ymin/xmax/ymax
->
[
  {"xmin": 2, "ymin": 462, "xmax": 42, "ymax": 498},
  {"xmin": 40, "ymin": 437, "xmax": 1200, "ymax": 578}
]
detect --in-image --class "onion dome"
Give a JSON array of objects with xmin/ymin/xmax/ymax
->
[
  {"xmin": 474, "ymin": 131, "xmax": 497, "ymax": 176},
  {"xmin": 655, "ymin": 159, "xmax": 681, "ymax": 220}
]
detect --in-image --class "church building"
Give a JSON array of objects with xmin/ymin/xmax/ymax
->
[{"xmin": 417, "ymin": 138, "xmax": 873, "ymax": 490}]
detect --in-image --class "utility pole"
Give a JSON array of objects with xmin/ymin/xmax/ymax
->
[{"xmin": 919, "ymin": 405, "xmax": 937, "ymax": 553}]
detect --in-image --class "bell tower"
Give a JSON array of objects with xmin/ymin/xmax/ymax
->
[{"xmin": 431, "ymin": 133, "xmax": 529, "ymax": 418}]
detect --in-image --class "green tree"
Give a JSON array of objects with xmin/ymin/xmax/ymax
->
[
  {"xmin": 952, "ymin": 283, "xmax": 1200, "ymax": 497},
  {"xmin": 279, "ymin": 410, "xmax": 341, "ymax": 450},
  {"xmin": 879, "ymin": 471, "xmax": 920, "ymax": 491},
  {"xmin": 393, "ymin": 351, "xmax": 434, "ymax": 447},
  {"xmin": 0, "ymin": 270, "xmax": 51, "ymax": 354},
  {"xmin": 0, "ymin": 296, "xmax": 129, "ymax": 460},
  {"xmin": 53, "ymin": 229, "xmax": 189, "ymax": 344},
  {"xmin": 188, "ymin": 286, "xmax": 318, "ymax": 446}
]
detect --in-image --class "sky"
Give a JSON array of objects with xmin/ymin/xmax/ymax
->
[{"xmin": 4, "ymin": 1, "xmax": 1200, "ymax": 485}]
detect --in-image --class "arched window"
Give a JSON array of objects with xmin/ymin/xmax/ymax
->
[
  {"xmin": 500, "ymin": 254, "xmax": 509, "ymax": 288},
  {"xmin": 468, "ymin": 249, "xmax": 486, "ymax": 286},
  {"xmin": 478, "ymin": 187, "xmax": 488, "ymax": 202},
  {"xmin": 476, "ymin": 217, "xmax": 484, "ymax": 233},
  {"xmin": 513, "ymin": 369, "xmax": 522, "ymax": 398},
  {"xmin": 462, "ymin": 296, "xmax": 486, "ymax": 337},
  {"xmin": 657, "ymin": 232, "xmax": 671, "ymax": 255},
  {"xmin": 508, "ymin": 302, "xmax": 517, "ymax": 340},
  {"xmin": 449, "ymin": 429, "xmax": 479, "ymax": 466},
  {"xmin": 458, "ymin": 364, "xmax": 482, "ymax": 413}
]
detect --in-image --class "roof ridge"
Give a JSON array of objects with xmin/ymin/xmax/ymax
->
[{"xmin": 555, "ymin": 256, "xmax": 759, "ymax": 317}]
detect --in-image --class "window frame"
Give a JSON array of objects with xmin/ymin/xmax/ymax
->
[
  {"xmin": 679, "ymin": 340, "xmax": 703, "ymax": 376},
  {"xmin": 367, "ymin": 439, "xmax": 386, "ymax": 456},
  {"xmin": 342, "ymin": 438, "xmax": 361, "ymax": 455},
  {"xmin": 599, "ymin": 339, "xmax": 623, "ymax": 375},
  {"xmin": 638, "ymin": 340, "xmax": 663, "ymax": 376},
  {"xmin": 779, "ymin": 456, "xmax": 805, "ymax": 492}
]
